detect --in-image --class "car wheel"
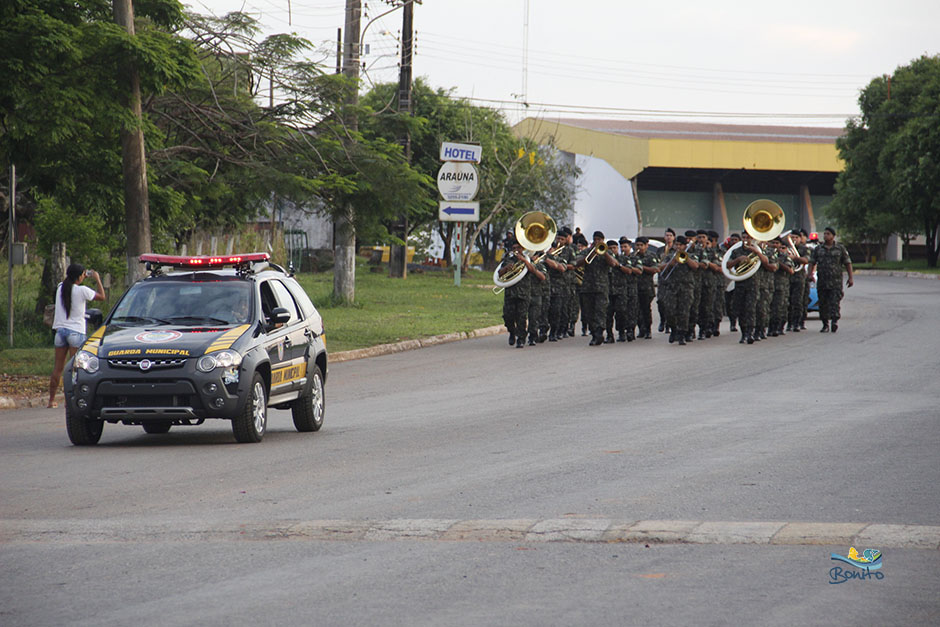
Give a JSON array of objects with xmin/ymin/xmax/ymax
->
[
  {"xmin": 232, "ymin": 372, "xmax": 267, "ymax": 443},
  {"xmin": 291, "ymin": 365, "xmax": 324, "ymax": 432},
  {"xmin": 66, "ymin": 400, "xmax": 103, "ymax": 446},
  {"xmin": 142, "ymin": 422, "xmax": 172, "ymax": 434}
]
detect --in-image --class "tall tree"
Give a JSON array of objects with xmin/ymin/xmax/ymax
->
[{"xmin": 831, "ymin": 55, "xmax": 940, "ymax": 267}]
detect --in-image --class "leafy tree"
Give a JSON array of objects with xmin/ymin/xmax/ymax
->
[
  {"xmin": 831, "ymin": 55, "xmax": 940, "ymax": 266},
  {"xmin": 360, "ymin": 80, "xmax": 579, "ymax": 270}
]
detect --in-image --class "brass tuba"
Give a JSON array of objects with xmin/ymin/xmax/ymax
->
[
  {"xmin": 492, "ymin": 211, "xmax": 557, "ymax": 293},
  {"xmin": 722, "ymin": 199, "xmax": 785, "ymax": 281}
]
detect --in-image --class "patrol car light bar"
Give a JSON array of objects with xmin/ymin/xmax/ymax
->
[{"xmin": 140, "ymin": 253, "xmax": 270, "ymax": 268}]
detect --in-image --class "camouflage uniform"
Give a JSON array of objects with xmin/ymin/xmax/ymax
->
[
  {"xmin": 661, "ymin": 253, "xmax": 693, "ymax": 340},
  {"xmin": 770, "ymin": 249, "xmax": 793, "ymax": 334},
  {"xmin": 688, "ymin": 243, "xmax": 704, "ymax": 337},
  {"xmin": 547, "ymin": 247, "xmax": 572, "ymax": 340},
  {"xmin": 528, "ymin": 258, "xmax": 550, "ymax": 343},
  {"xmin": 697, "ymin": 244, "xmax": 716, "ymax": 337},
  {"xmin": 574, "ymin": 248, "xmax": 611, "ymax": 342},
  {"xmin": 636, "ymin": 247, "xmax": 659, "ymax": 337},
  {"xmin": 606, "ymin": 253, "xmax": 630, "ymax": 341},
  {"xmin": 501, "ymin": 255, "xmax": 531, "ymax": 345},
  {"xmin": 811, "ymin": 241, "xmax": 852, "ymax": 323},
  {"xmin": 622, "ymin": 251, "xmax": 640, "ymax": 339},
  {"xmin": 756, "ymin": 248, "xmax": 774, "ymax": 337},
  {"xmin": 729, "ymin": 245, "xmax": 758, "ymax": 340},
  {"xmin": 788, "ymin": 242, "xmax": 808, "ymax": 330}
]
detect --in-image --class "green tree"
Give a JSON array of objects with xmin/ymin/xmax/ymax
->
[{"xmin": 831, "ymin": 55, "xmax": 940, "ymax": 266}]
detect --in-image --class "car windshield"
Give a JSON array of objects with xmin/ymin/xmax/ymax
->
[{"xmin": 111, "ymin": 278, "xmax": 253, "ymax": 326}]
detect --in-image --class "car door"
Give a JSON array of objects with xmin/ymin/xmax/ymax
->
[{"xmin": 259, "ymin": 279, "xmax": 307, "ymax": 397}]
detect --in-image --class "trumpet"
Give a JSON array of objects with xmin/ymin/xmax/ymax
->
[
  {"xmin": 584, "ymin": 242, "xmax": 608, "ymax": 264},
  {"xmin": 781, "ymin": 230, "xmax": 805, "ymax": 273}
]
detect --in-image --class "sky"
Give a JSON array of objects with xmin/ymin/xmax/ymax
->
[{"xmin": 186, "ymin": 0, "xmax": 939, "ymax": 127}]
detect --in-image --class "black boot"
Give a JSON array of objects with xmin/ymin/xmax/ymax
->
[
  {"xmin": 658, "ymin": 321, "xmax": 665, "ymax": 333},
  {"xmin": 516, "ymin": 337, "xmax": 525, "ymax": 348},
  {"xmin": 581, "ymin": 325, "xmax": 588, "ymax": 337},
  {"xmin": 627, "ymin": 331, "xmax": 635, "ymax": 342},
  {"xmin": 729, "ymin": 319, "xmax": 738, "ymax": 332},
  {"xmin": 617, "ymin": 331, "xmax": 627, "ymax": 342},
  {"xmin": 769, "ymin": 328, "xmax": 778, "ymax": 337},
  {"xmin": 712, "ymin": 325, "xmax": 720, "ymax": 337},
  {"xmin": 589, "ymin": 333, "xmax": 602, "ymax": 346},
  {"xmin": 678, "ymin": 331, "xmax": 686, "ymax": 346},
  {"xmin": 508, "ymin": 333, "xmax": 516, "ymax": 346},
  {"xmin": 746, "ymin": 331, "xmax": 754, "ymax": 345},
  {"xmin": 820, "ymin": 321, "xmax": 830, "ymax": 333},
  {"xmin": 668, "ymin": 330, "xmax": 676, "ymax": 344},
  {"xmin": 528, "ymin": 335, "xmax": 537, "ymax": 346},
  {"xmin": 739, "ymin": 330, "xmax": 747, "ymax": 344},
  {"xmin": 548, "ymin": 332, "xmax": 558, "ymax": 342},
  {"xmin": 831, "ymin": 321, "xmax": 838, "ymax": 333},
  {"xmin": 604, "ymin": 332, "xmax": 615, "ymax": 344},
  {"xmin": 538, "ymin": 332, "xmax": 548, "ymax": 343}
]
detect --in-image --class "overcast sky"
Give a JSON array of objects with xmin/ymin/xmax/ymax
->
[{"xmin": 188, "ymin": 0, "xmax": 939, "ymax": 127}]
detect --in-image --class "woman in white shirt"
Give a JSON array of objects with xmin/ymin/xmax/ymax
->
[{"xmin": 48, "ymin": 263, "xmax": 106, "ymax": 408}]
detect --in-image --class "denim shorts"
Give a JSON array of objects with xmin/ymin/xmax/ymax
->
[{"xmin": 54, "ymin": 328, "xmax": 86, "ymax": 348}]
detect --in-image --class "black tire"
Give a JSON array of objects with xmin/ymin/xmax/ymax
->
[
  {"xmin": 142, "ymin": 422, "xmax": 172, "ymax": 434},
  {"xmin": 291, "ymin": 365, "xmax": 325, "ymax": 432},
  {"xmin": 232, "ymin": 372, "xmax": 267, "ymax": 443},
  {"xmin": 65, "ymin": 401, "xmax": 103, "ymax": 446}
]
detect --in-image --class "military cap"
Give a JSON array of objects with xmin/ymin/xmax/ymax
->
[
  {"xmin": 676, "ymin": 235, "xmax": 688, "ymax": 245},
  {"xmin": 824, "ymin": 226, "xmax": 836, "ymax": 235},
  {"xmin": 635, "ymin": 236, "xmax": 649, "ymax": 244},
  {"xmin": 665, "ymin": 228, "xmax": 676, "ymax": 236},
  {"xmin": 684, "ymin": 230, "xmax": 697, "ymax": 238},
  {"xmin": 593, "ymin": 230, "xmax": 605, "ymax": 239}
]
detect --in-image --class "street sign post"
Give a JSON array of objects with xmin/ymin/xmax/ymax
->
[{"xmin": 439, "ymin": 142, "xmax": 482, "ymax": 286}]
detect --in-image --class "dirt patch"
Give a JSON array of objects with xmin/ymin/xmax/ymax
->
[{"xmin": 0, "ymin": 374, "xmax": 49, "ymax": 400}]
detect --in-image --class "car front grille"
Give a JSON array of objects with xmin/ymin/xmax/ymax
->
[{"xmin": 108, "ymin": 358, "xmax": 187, "ymax": 370}]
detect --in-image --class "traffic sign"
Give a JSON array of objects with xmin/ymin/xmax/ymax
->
[
  {"xmin": 437, "ymin": 161, "xmax": 479, "ymax": 201},
  {"xmin": 439, "ymin": 201, "xmax": 480, "ymax": 222},
  {"xmin": 440, "ymin": 142, "xmax": 482, "ymax": 163}
]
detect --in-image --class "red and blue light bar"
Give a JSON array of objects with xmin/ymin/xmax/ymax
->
[{"xmin": 140, "ymin": 253, "xmax": 270, "ymax": 268}]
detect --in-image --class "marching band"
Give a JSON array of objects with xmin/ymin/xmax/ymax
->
[{"xmin": 496, "ymin": 202, "xmax": 854, "ymax": 348}]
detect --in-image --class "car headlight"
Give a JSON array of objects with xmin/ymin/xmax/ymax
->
[
  {"xmin": 74, "ymin": 351, "xmax": 99, "ymax": 374},
  {"xmin": 197, "ymin": 350, "xmax": 242, "ymax": 373}
]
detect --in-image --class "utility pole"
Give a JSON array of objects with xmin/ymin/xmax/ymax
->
[
  {"xmin": 113, "ymin": 0, "xmax": 151, "ymax": 287},
  {"xmin": 334, "ymin": 0, "xmax": 361, "ymax": 303},
  {"xmin": 389, "ymin": 0, "xmax": 415, "ymax": 279},
  {"xmin": 8, "ymin": 164, "xmax": 14, "ymax": 347}
]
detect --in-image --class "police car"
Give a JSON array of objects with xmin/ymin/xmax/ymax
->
[{"xmin": 64, "ymin": 253, "xmax": 327, "ymax": 445}]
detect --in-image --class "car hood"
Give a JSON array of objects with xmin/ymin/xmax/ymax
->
[{"xmin": 83, "ymin": 324, "xmax": 252, "ymax": 359}]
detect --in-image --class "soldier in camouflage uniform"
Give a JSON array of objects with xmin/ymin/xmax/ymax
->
[
  {"xmin": 708, "ymin": 231, "xmax": 725, "ymax": 337},
  {"xmin": 547, "ymin": 232, "xmax": 572, "ymax": 342},
  {"xmin": 686, "ymin": 230, "xmax": 704, "ymax": 342},
  {"xmin": 754, "ymin": 240, "xmax": 777, "ymax": 341},
  {"xmin": 807, "ymin": 226, "xmax": 854, "ymax": 333},
  {"xmin": 769, "ymin": 238, "xmax": 794, "ymax": 336},
  {"xmin": 604, "ymin": 240, "xmax": 627, "ymax": 343},
  {"xmin": 574, "ymin": 231, "xmax": 621, "ymax": 345},
  {"xmin": 657, "ymin": 229, "xmax": 676, "ymax": 333},
  {"xmin": 659, "ymin": 235, "xmax": 699, "ymax": 345},
  {"xmin": 499, "ymin": 241, "xmax": 545, "ymax": 348},
  {"xmin": 727, "ymin": 233, "xmax": 773, "ymax": 344},
  {"xmin": 724, "ymin": 233, "xmax": 741, "ymax": 332},
  {"xmin": 528, "ymin": 255, "xmax": 550, "ymax": 345},
  {"xmin": 618, "ymin": 237, "xmax": 641, "ymax": 341},
  {"xmin": 787, "ymin": 230, "xmax": 810, "ymax": 332},
  {"xmin": 634, "ymin": 236, "xmax": 659, "ymax": 339}
]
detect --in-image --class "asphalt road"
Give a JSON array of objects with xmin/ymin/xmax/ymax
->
[{"xmin": 1, "ymin": 275, "xmax": 938, "ymax": 626}]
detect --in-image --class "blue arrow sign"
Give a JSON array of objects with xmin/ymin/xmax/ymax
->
[
  {"xmin": 439, "ymin": 201, "xmax": 479, "ymax": 222},
  {"xmin": 443, "ymin": 206, "xmax": 475, "ymax": 215}
]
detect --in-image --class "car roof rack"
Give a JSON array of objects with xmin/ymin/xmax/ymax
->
[{"xmin": 140, "ymin": 253, "xmax": 271, "ymax": 277}]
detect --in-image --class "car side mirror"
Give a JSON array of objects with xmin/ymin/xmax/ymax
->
[{"xmin": 267, "ymin": 307, "xmax": 291, "ymax": 329}]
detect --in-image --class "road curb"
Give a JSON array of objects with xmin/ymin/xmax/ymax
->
[
  {"xmin": 3, "ymin": 518, "xmax": 939, "ymax": 548},
  {"xmin": 329, "ymin": 324, "xmax": 506, "ymax": 363},
  {"xmin": 854, "ymin": 269, "xmax": 940, "ymax": 280}
]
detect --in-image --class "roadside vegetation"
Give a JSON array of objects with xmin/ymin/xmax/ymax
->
[{"xmin": 0, "ymin": 258, "xmax": 502, "ymax": 377}]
